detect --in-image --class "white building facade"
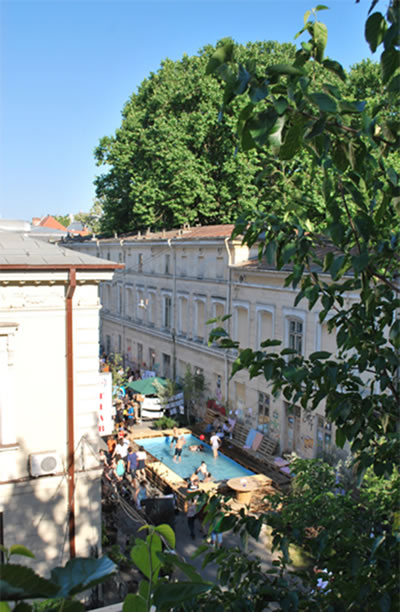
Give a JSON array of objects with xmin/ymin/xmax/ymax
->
[
  {"xmin": 0, "ymin": 229, "xmax": 120, "ymax": 573},
  {"xmin": 66, "ymin": 225, "xmax": 338, "ymax": 460}
]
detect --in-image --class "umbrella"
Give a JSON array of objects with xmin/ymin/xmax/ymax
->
[{"xmin": 126, "ymin": 376, "xmax": 167, "ymax": 396}]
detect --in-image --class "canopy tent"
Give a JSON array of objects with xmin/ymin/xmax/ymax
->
[{"xmin": 126, "ymin": 376, "xmax": 167, "ymax": 396}]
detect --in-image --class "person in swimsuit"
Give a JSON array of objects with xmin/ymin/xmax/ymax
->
[
  {"xmin": 173, "ymin": 436, "xmax": 186, "ymax": 462},
  {"xmin": 170, "ymin": 425, "xmax": 179, "ymax": 448}
]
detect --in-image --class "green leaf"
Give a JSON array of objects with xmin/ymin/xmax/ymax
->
[
  {"xmin": 206, "ymin": 38, "xmax": 234, "ymax": 75},
  {"xmin": 154, "ymin": 524, "xmax": 176, "ymax": 549},
  {"xmin": 335, "ymin": 429, "xmax": 346, "ymax": 448},
  {"xmin": 123, "ymin": 593, "xmax": 147, "ymax": 612},
  {"xmin": 160, "ymin": 554, "xmax": 207, "ymax": 583},
  {"xmin": 387, "ymin": 74, "xmax": 400, "ymax": 93},
  {"xmin": 273, "ymin": 96, "xmax": 289, "ymax": 116},
  {"xmin": 267, "ymin": 64, "xmax": 304, "ymax": 76},
  {"xmin": 313, "ymin": 21, "xmax": 328, "ymax": 62},
  {"xmin": 8, "ymin": 546, "xmax": 35, "ymax": 560},
  {"xmin": 381, "ymin": 48, "xmax": 400, "ymax": 84},
  {"xmin": 323, "ymin": 58, "xmax": 346, "ymax": 82},
  {"xmin": 280, "ymin": 122, "xmax": 303, "ymax": 160},
  {"xmin": 351, "ymin": 251, "xmax": 369, "ymax": 274},
  {"xmin": 339, "ymin": 100, "xmax": 366, "ymax": 114},
  {"xmin": 153, "ymin": 582, "xmax": 213, "ymax": 608},
  {"xmin": 0, "ymin": 565, "xmax": 59, "ymax": 600},
  {"xmin": 309, "ymin": 351, "xmax": 331, "ymax": 361},
  {"xmin": 365, "ymin": 12, "xmax": 387, "ymax": 53},
  {"xmin": 309, "ymin": 93, "xmax": 338, "ymax": 113},
  {"xmin": 131, "ymin": 540, "xmax": 151, "ymax": 580},
  {"xmin": 389, "ymin": 319, "xmax": 400, "ymax": 349},
  {"xmin": 50, "ymin": 557, "xmax": 116, "ymax": 598},
  {"xmin": 247, "ymin": 108, "xmax": 279, "ymax": 148}
]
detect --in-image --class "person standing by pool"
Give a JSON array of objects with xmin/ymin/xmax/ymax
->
[
  {"xmin": 170, "ymin": 425, "xmax": 179, "ymax": 448},
  {"xmin": 186, "ymin": 498, "xmax": 198, "ymax": 540},
  {"xmin": 210, "ymin": 431, "xmax": 221, "ymax": 459},
  {"xmin": 136, "ymin": 446, "xmax": 147, "ymax": 479},
  {"xmin": 173, "ymin": 435, "xmax": 186, "ymax": 462},
  {"xmin": 126, "ymin": 446, "xmax": 137, "ymax": 479}
]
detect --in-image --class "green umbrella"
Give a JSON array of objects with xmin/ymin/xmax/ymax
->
[{"xmin": 126, "ymin": 376, "xmax": 167, "ymax": 396}]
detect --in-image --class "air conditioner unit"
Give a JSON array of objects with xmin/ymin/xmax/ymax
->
[{"xmin": 29, "ymin": 451, "xmax": 61, "ymax": 478}]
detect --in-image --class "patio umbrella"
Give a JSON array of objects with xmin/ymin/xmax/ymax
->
[{"xmin": 126, "ymin": 376, "xmax": 167, "ymax": 396}]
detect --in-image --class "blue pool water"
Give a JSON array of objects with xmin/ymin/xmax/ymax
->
[{"xmin": 134, "ymin": 433, "xmax": 254, "ymax": 482}]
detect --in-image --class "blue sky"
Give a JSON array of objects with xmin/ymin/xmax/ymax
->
[{"xmin": 0, "ymin": 0, "xmax": 376, "ymax": 221}]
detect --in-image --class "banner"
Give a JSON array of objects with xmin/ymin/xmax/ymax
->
[{"xmin": 98, "ymin": 372, "xmax": 114, "ymax": 436}]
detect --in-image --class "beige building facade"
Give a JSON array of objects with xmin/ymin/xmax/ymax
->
[
  {"xmin": 67, "ymin": 225, "xmax": 339, "ymax": 460},
  {"xmin": 0, "ymin": 228, "xmax": 120, "ymax": 574}
]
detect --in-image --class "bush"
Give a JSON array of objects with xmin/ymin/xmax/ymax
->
[{"xmin": 152, "ymin": 416, "xmax": 178, "ymax": 430}]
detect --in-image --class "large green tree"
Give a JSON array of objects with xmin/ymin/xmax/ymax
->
[{"xmin": 94, "ymin": 41, "xmax": 298, "ymax": 234}]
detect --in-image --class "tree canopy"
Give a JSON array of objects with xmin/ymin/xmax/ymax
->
[{"xmin": 94, "ymin": 40, "xmax": 381, "ymax": 236}]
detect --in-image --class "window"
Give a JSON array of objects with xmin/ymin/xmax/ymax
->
[
  {"xmin": 257, "ymin": 392, "xmax": 270, "ymax": 433},
  {"xmin": 0, "ymin": 325, "xmax": 18, "ymax": 445},
  {"xmin": 197, "ymin": 253, "xmax": 205, "ymax": 278},
  {"xmin": 194, "ymin": 297, "xmax": 206, "ymax": 342},
  {"xmin": 162, "ymin": 353, "xmax": 171, "ymax": 378},
  {"xmin": 178, "ymin": 295, "xmax": 189, "ymax": 337},
  {"xmin": 284, "ymin": 402, "xmax": 302, "ymax": 453},
  {"xmin": 137, "ymin": 343, "xmax": 143, "ymax": 366},
  {"xmin": 317, "ymin": 415, "xmax": 332, "ymax": 453},
  {"xmin": 106, "ymin": 335, "xmax": 111, "ymax": 355},
  {"xmin": 138, "ymin": 253, "xmax": 143, "ymax": 272},
  {"xmin": 256, "ymin": 306, "xmax": 274, "ymax": 349},
  {"xmin": 117, "ymin": 285, "xmax": 123, "ymax": 315},
  {"xmin": 164, "ymin": 295, "xmax": 172, "ymax": 329},
  {"xmin": 233, "ymin": 302, "xmax": 250, "ymax": 349},
  {"xmin": 165, "ymin": 254, "xmax": 170, "ymax": 275},
  {"xmin": 149, "ymin": 348, "xmax": 156, "ymax": 370},
  {"xmin": 118, "ymin": 335, "xmax": 122, "ymax": 354},
  {"xmin": 148, "ymin": 291, "xmax": 156, "ymax": 326},
  {"xmin": 288, "ymin": 319, "xmax": 303, "ymax": 354},
  {"xmin": 125, "ymin": 287, "xmax": 134, "ymax": 318}
]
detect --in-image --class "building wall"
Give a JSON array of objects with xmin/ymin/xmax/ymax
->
[
  {"xmin": 69, "ymin": 234, "xmax": 340, "ymax": 459},
  {"xmin": 0, "ymin": 270, "xmax": 110, "ymax": 574}
]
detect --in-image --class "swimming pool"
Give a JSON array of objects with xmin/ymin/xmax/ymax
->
[{"xmin": 134, "ymin": 433, "xmax": 254, "ymax": 482}]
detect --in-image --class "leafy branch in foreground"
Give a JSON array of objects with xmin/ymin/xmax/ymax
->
[
  {"xmin": 207, "ymin": 0, "xmax": 400, "ymax": 476},
  {"xmin": 0, "ymin": 545, "xmax": 115, "ymax": 612}
]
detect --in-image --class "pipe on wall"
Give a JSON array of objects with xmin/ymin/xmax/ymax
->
[{"xmin": 66, "ymin": 267, "xmax": 76, "ymax": 558}]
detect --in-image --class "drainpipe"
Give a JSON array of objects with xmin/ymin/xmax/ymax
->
[
  {"xmin": 224, "ymin": 237, "xmax": 232, "ymax": 411},
  {"xmin": 167, "ymin": 239, "xmax": 177, "ymax": 381},
  {"xmin": 66, "ymin": 267, "xmax": 76, "ymax": 558}
]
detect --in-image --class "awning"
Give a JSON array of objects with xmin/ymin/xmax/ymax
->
[{"xmin": 126, "ymin": 376, "xmax": 167, "ymax": 396}]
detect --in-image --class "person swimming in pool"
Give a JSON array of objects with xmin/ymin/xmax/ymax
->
[{"xmin": 188, "ymin": 443, "xmax": 205, "ymax": 452}]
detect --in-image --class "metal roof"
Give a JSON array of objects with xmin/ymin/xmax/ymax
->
[{"xmin": 0, "ymin": 231, "xmax": 122, "ymax": 269}]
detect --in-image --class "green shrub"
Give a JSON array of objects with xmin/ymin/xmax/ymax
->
[{"xmin": 152, "ymin": 415, "xmax": 178, "ymax": 430}]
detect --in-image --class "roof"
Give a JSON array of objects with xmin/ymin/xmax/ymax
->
[
  {"xmin": 67, "ymin": 224, "xmax": 235, "ymax": 244},
  {"xmin": 35, "ymin": 215, "xmax": 69, "ymax": 231},
  {"xmin": 0, "ymin": 231, "xmax": 123, "ymax": 269}
]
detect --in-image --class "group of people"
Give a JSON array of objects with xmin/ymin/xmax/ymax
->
[
  {"xmin": 102, "ymin": 434, "xmax": 148, "ymax": 509},
  {"xmin": 113, "ymin": 396, "xmax": 140, "ymax": 434}
]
